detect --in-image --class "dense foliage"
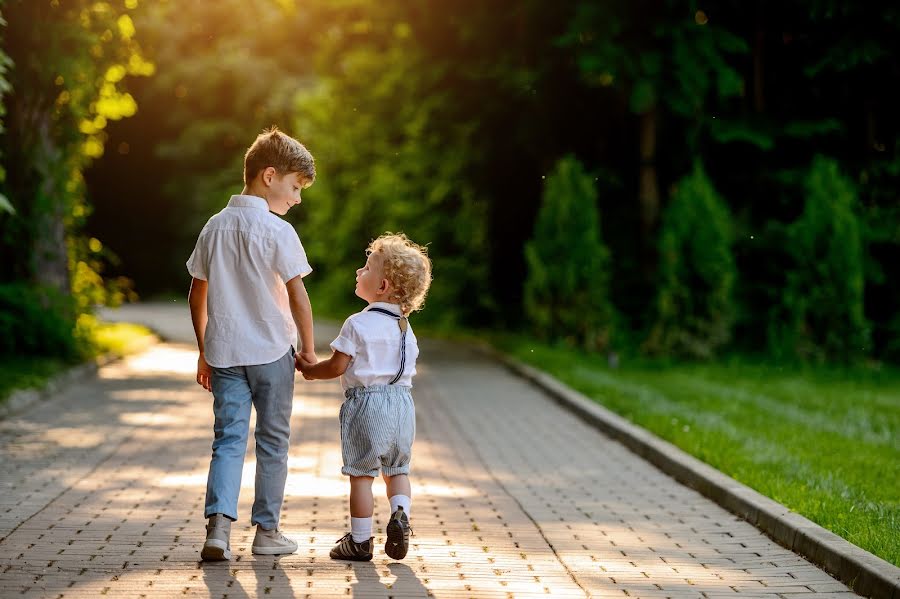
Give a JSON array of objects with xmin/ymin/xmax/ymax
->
[
  {"xmin": 0, "ymin": 0, "xmax": 150, "ymax": 357},
  {"xmin": 645, "ymin": 162, "xmax": 736, "ymax": 359},
  {"xmin": 772, "ymin": 156, "xmax": 869, "ymax": 362},
  {"xmin": 524, "ymin": 156, "xmax": 614, "ymax": 350},
  {"xmin": 1, "ymin": 0, "xmax": 897, "ymax": 364}
]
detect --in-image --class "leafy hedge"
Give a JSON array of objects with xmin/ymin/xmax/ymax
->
[
  {"xmin": 0, "ymin": 283, "xmax": 78, "ymax": 358},
  {"xmin": 524, "ymin": 156, "xmax": 615, "ymax": 350},
  {"xmin": 645, "ymin": 162, "xmax": 736, "ymax": 359}
]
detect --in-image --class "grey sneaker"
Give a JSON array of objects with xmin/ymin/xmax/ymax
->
[
  {"xmin": 251, "ymin": 527, "xmax": 298, "ymax": 555},
  {"xmin": 385, "ymin": 507, "xmax": 411, "ymax": 560},
  {"xmin": 201, "ymin": 514, "xmax": 232, "ymax": 561},
  {"xmin": 329, "ymin": 533, "xmax": 373, "ymax": 561}
]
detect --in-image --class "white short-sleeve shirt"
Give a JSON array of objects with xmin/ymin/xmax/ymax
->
[
  {"xmin": 186, "ymin": 194, "xmax": 312, "ymax": 368},
  {"xmin": 330, "ymin": 302, "xmax": 419, "ymax": 390}
]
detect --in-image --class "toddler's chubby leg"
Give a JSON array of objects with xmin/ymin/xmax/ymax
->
[
  {"xmin": 330, "ymin": 476, "xmax": 375, "ymax": 561},
  {"xmin": 384, "ymin": 473, "xmax": 411, "ymax": 503},
  {"xmin": 349, "ymin": 475, "xmax": 375, "ymax": 518},
  {"xmin": 383, "ymin": 474, "xmax": 412, "ymax": 560},
  {"xmin": 349, "ymin": 476, "xmax": 375, "ymax": 544}
]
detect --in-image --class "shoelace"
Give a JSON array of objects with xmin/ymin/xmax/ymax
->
[
  {"xmin": 258, "ymin": 529, "xmax": 290, "ymax": 542},
  {"xmin": 335, "ymin": 532, "xmax": 364, "ymax": 545}
]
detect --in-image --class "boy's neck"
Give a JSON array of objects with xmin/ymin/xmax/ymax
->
[{"xmin": 240, "ymin": 185, "xmax": 274, "ymax": 211}]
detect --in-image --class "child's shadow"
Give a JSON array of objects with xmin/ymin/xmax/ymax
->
[{"xmin": 351, "ymin": 562, "xmax": 429, "ymax": 598}]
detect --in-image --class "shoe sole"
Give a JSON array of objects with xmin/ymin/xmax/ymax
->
[
  {"xmin": 252, "ymin": 545, "xmax": 299, "ymax": 555},
  {"xmin": 385, "ymin": 519, "xmax": 409, "ymax": 560},
  {"xmin": 329, "ymin": 552, "xmax": 373, "ymax": 561},
  {"xmin": 201, "ymin": 539, "xmax": 231, "ymax": 561}
]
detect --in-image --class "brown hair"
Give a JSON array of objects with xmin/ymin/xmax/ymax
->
[{"xmin": 243, "ymin": 126, "xmax": 316, "ymax": 186}]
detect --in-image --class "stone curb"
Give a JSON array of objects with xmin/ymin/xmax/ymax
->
[
  {"xmin": 0, "ymin": 334, "xmax": 159, "ymax": 420},
  {"xmin": 487, "ymin": 349, "xmax": 900, "ymax": 599}
]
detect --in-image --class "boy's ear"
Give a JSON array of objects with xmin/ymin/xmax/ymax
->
[
  {"xmin": 262, "ymin": 166, "xmax": 277, "ymax": 186},
  {"xmin": 378, "ymin": 279, "xmax": 392, "ymax": 297}
]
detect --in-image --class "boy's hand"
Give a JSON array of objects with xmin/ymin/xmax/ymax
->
[
  {"xmin": 196, "ymin": 353, "xmax": 212, "ymax": 392},
  {"xmin": 296, "ymin": 354, "xmax": 317, "ymax": 380},
  {"xmin": 298, "ymin": 350, "xmax": 318, "ymax": 366}
]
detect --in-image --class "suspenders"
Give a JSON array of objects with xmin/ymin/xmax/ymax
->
[{"xmin": 367, "ymin": 308, "xmax": 408, "ymax": 385}]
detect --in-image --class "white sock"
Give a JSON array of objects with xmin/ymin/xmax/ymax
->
[
  {"xmin": 350, "ymin": 517, "xmax": 372, "ymax": 543},
  {"xmin": 389, "ymin": 494, "xmax": 411, "ymax": 517}
]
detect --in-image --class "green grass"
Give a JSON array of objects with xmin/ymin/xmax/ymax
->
[
  {"xmin": 0, "ymin": 321, "xmax": 155, "ymax": 405},
  {"xmin": 497, "ymin": 337, "xmax": 900, "ymax": 567},
  {"xmin": 0, "ymin": 356, "xmax": 73, "ymax": 403}
]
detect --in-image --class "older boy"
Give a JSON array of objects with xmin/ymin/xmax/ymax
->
[
  {"xmin": 187, "ymin": 127, "xmax": 316, "ymax": 560},
  {"xmin": 299, "ymin": 233, "xmax": 432, "ymax": 561}
]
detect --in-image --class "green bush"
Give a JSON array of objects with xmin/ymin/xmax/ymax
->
[
  {"xmin": 0, "ymin": 283, "xmax": 78, "ymax": 358},
  {"xmin": 645, "ymin": 162, "xmax": 736, "ymax": 359},
  {"xmin": 524, "ymin": 156, "xmax": 614, "ymax": 350},
  {"xmin": 770, "ymin": 156, "xmax": 869, "ymax": 362}
]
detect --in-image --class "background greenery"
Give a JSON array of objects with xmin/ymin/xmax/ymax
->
[
  {"xmin": 1, "ymin": 0, "xmax": 898, "ymax": 567},
  {"xmin": 73, "ymin": 0, "xmax": 900, "ymax": 362}
]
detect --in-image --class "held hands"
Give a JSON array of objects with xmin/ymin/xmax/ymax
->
[
  {"xmin": 196, "ymin": 353, "xmax": 212, "ymax": 392},
  {"xmin": 295, "ymin": 351, "xmax": 318, "ymax": 380}
]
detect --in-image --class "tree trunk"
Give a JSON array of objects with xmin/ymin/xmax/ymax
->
[
  {"xmin": 638, "ymin": 106, "xmax": 659, "ymax": 242},
  {"xmin": 32, "ymin": 199, "xmax": 70, "ymax": 293},
  {"xmin": 753, "ymin": 4, "xmax": 765, "ymax": 113},
  {"xmin": 26, "ymin": 113, "xmax": 70, "ymax": 294}
]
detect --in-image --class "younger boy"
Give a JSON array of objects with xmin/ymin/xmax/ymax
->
[
  {"xmin": 298, "ymin": 233, "xmax": 432, "ymax": 561},
  {"xmin": 187, "ymin": 127, "xmax": 317, "ymax": 560}
]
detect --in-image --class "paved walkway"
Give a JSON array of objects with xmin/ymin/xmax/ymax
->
[{"xmin": 0, "ymin": 304, "xmax": 857, "ymax": 598}]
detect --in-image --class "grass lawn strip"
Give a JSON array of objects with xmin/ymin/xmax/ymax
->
[{"xmin": 505, "ymin": 340, "xmax": 900, "ymax": 567}]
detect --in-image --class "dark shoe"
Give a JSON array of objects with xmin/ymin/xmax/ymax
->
[
  {"xmin": 329, "ymin": 532, "xmax": 373, "ymax": 561},
  {"xmin": 201, "ymin": 514, "xmax": 232, "ymax": 561},
  {"xmin": 385, "ymin": 507, "xmax": 411, "ymax": 560}
]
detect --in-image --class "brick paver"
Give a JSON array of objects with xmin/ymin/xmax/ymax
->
[{"xmin": 0, "ymin": 304, "xmax": 858, "ymax": 598}]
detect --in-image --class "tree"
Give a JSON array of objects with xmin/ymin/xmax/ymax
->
[
  {"xmin": 562, "ymin": 0, "xmax": 748, "ymax": 275},
  {"xmin": 645, "ymin": 162, "xmax": 736, "ymax": 359},
  {"xmin": 771, "ymin": 156, "xmax": 869, "ymax": 362},
  {"xmin": 290, "ymin": 1, "xmax": 493, "ymax": 325},
  {"xmin": 0, "ymin": 0, "xmax": 151, "ymax": 356},
  {"xmin": 83, "ymin": 0, "xmax": 319, "ymax": 295},
  {"xmin": 524, "ymin": 156, "xmax": 614, "ymax": 350},
  {"xmin": 0, "ymin": 3, "xmax": 11, "ymax": 215}
]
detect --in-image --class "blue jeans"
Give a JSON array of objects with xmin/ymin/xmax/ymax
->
[{"xmin": 205, "ymin": 348, "xmax": 294, "ymax": 529}]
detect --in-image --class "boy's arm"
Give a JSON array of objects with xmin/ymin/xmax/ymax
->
[
  {"xmin": 188, "ymin": 277, "xmax": 212, "ymax": 392},
  {"xmin": 285, "ymin": 274, "xmax": 316, "ymax": 363},
  {"xmin": 299, "ymin": 350, "xmax": 351, "ymax": 380}
]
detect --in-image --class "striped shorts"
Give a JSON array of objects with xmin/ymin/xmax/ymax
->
[{"xmin": 339, "ymin": 385, "xmax": 416, "ymax": 478}]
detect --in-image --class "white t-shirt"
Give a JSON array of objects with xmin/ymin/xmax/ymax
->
[
  {"xmin": 330, "ymin": 302, "xmax": 419, "ymax": 390},
  {"xmin": 186, "ymin": 194, "xmax": 312, "ymax": 368}
]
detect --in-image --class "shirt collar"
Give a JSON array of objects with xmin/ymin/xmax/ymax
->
[
  {"xmin": 365, "ymin": 302, "xmax": 402, "ymax": 316},
  {"xmin": 227, "ymin": 194, "xmax": 269, "ymax": 210}
]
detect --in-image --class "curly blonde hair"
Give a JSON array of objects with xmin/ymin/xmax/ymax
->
[{"xmin": 368, "ymin": 233, "xmax": 432, "ymax": 316}]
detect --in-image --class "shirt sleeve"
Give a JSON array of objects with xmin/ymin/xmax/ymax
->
[
  {"xmin": 274, "ymin": 224, "xmax": 313, "ymax": 282},
  {"xmin": 186, "ymin": 233, "xmax": 208, "ymax": 280},
  {"xmin": 330, "ymin": 317, "xmax": 358, "ymax": 358}
]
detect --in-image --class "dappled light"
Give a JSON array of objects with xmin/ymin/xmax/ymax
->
[
  {"xmin": 125, "ymin": 345, "xmax": 200, "ymax": 375},
  {"xmin": 2, "ymin": 0, "xmax": 899, "ymax": 596},
  {"xmin": 1, "ymin": 329, "xmax": 861, "ymax": 596}
]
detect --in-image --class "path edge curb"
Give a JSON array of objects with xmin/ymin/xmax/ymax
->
[
  {"xmin": 0, "ymin": 334, "xmax": 159, "ymax": 420},
  {"xmin": 486, "ymin": 348, "xmax": 900, "ymax": 599}
]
